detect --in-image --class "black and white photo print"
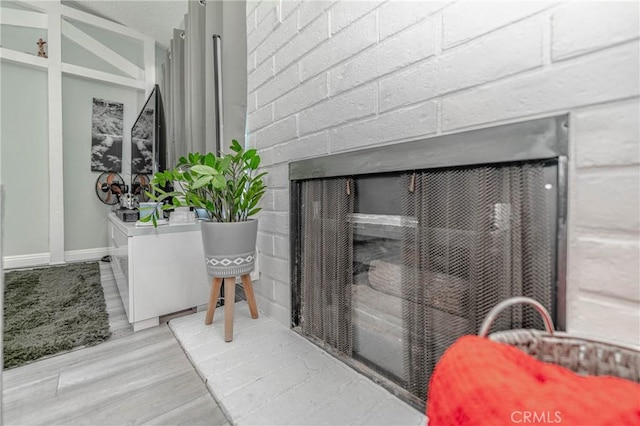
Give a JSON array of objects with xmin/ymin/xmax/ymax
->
[{"xmin": 91, "ymin": 98, "xmax": 123, "ymax": 172}]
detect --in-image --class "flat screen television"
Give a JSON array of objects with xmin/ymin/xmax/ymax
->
[{"xmin": 131, "ymin": 84, "xmax": 166, "ymax": 177}]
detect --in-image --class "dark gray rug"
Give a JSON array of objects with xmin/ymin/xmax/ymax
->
[{"xmin": 3, "ymin": 262, "xmax": 112, "ymax": 369}]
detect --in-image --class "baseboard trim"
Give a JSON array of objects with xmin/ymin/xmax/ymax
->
[
  {"xmin": 3, "ymin": 253, "xmax": 50, "ymax": 270},
  {"xmin": 3, "ymin": 247, "xmax": 109, "ymax": 270},
  {"xmin": 64, "ymin": 247, "xmax": 109, "ymax": 263}
]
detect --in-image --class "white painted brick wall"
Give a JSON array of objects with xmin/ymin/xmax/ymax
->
[
  {"xmin": 258, "ymin": 167, "xmax": 287, "ymax": 194},
  {"xmin": 248, "ymin": 8, "xmax": 279, "ymax": 53},
  {"xmin": 298, "ymin": 83, "xmax": 377, "ymax": 135},
  {"xmin": 330, "ymin": 1, "xmax": 381, "ymax": 35},
  {"xmin": 298, "ymin": 1, "xmax": 333, "ymax": 31},
  {"xmin": 247, "ymin": 92, "xmax": 257, "ymax": 114},
  {"xmin": 573, "ymin": 100, "xmax": 640, "ymax": 168},
  {"xmin": 330, "ymin": 18, "xmax": 436, "ymax": 97},
  {"xmin": 255, "ymin": 274, "xmax": 275, "ymax": 301},
  {"xmin": 378, "ymin": 1, "xmax": 449, "ymax": 40},
  {"xmin": 576, "ymin": 236, "xmax": 640, "ymax": 303},
  {"xmin": 248, "ymin": 103, "xmax": 274, "ymax": 133},
  {"xmin": 273, "ymin": 234, "xmax": 290, "ymax": 257},
  {"xmin": 248, "ymin": 51, "xmax": 257, "ymax": 73},
  {"xmin": 257, "ymin": 231, "xmax": 275, "ymax": 257},
  {"xmin": 570, "ymin": 295, "xmax": 640, "ymax": 346},
  {"xmin": 276, "ymin": 12, "xmax": 329, "ymax": 72},
  {"xmin": 260, "ymin": 189, "xmax": 274, "ymax": 210},
  {"xmin": 551, "ymin": 1, "xmax": 640, "ymax": 61},
  {"xmin": 247, "ymin": 9, "xmax": 257, "ymax": 34},
  {"xmin": 575, "ymin": 169, "xmax": 640, "ymax": 231},
  {"xmin": 255, "ymin": 293, "xmax": 290, "ymax": 325},
  {"xmin": 328, "ymin": 101, "xmax": 438, "ymax": 152},
  {"xmin": 441, "ymin": 1, "xmax": 554, "ymax": 48},
  {"xmin": 248, "ymin": 57, "xmax": 273, "ymax": 93},
  {"xmin": 299, "ymin": 13, "xmax": 377, "ymax": 81},
  {"xmin": 260, "ymin": 255, "xmax": 289, "ymax": 283},
  {"xmin": 257, "ymin": 64, "xmax": 298, "ymax": 107},
  {"xmin": 273, "ymin": 279, "xmax": 291, "ymax": 309},
  {"xmin": 379, "ymin": 17, "xmax": 543, "ymax": 113},
  {"xmin": 247, "ymin": 1, "xmax": 260, "ymax": 17},
  {"xmin": 274, "ymin": 73, "xmax": 328, "ymax": 120},
  {"xmin": 247, "ymin": 0, "xmax": 640, "ymax": 348},
  {"xmin": 256, "ymin": 12, "xmax": 298, "ymax": 66},
  {"xmin": 255, "ymin": 1, "xmax": 278, "ymax": 26},
  {"xmin": 272, "ymin": 189, "xmax": 290, "ymax": 210},
  {"xmin": 441, "ymin": 41, "xmax": 639, "ymax": 131},
  {"xmin": 281, "ymin": 0, "xmax": 302, "ymax": 22},
  {"xmin": 259, "ymin": 210, "xmax": 289, "ymax": 234},
  {"xmin": 255, "ymin": 116, "xmax": 297, "ymax": 148},
  {"xmin": 272, "ymin": 131, "xmax": 329, "ymax": 163}
]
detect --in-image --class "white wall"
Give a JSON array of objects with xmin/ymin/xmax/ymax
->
[
  {"xmin": 61, "ymin": 21, "xmax": 148, "ymax": 255},
  {"xmin": 0, "ymin": 62, "xmax": 50, "ymax": 258},
  {"xmin": 1, "ymin": 3, "xmax": 154, "ymax": 266},
  {"xmin": 245, "ymin": 0, "xmax": 640, "ymax": 347},
  {"xmin": 64, "ymin": 69, "xmax": 169, "ymax": 255},
  {"xmin": 62, "ymin": 76, "xmax": 139, "ymax": 253}
]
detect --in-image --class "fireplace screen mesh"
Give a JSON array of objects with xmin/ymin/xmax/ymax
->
[
  {"xmin": 401, "ymin": 163, "xmax": 553, "ymax": 402},
  {"xmin": 300, "ymin": 178, "xmax": 354, "ymax": 355},
  {"xmin": 297, "ymin": 162, "xmax": 555, "ymax": 409}
]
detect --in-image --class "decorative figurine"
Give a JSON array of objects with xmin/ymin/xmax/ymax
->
[{"xmin": 36, "ymin": 38, "xmax": 47, "ymax": 58}]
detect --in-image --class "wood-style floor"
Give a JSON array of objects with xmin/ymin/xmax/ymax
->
[
  {"xmin": 2, "ymin": 260, "xmax": 229, "ymax": 426},
  {"xmin": 99, "ymin": 261, "xmax": 135, "ymax": 340}
]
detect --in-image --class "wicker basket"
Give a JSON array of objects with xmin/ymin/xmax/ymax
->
[{"xmin": 478, "ymin": 297, "xmax": 640, "ymax": 383}]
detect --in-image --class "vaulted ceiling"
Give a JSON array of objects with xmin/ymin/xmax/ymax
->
[{"xmin": 65, "ymin": 0, "xmax": 187, "ymax": 48}]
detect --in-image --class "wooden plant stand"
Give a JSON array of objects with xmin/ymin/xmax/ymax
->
[{"xmin": 204, "ymin": 274, "xmax": 259, "ymax": 342}]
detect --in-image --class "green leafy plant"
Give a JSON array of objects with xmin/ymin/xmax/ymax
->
[{"xmin": 141, "ymin": 140, "xmax": 267, "ymax": 226}]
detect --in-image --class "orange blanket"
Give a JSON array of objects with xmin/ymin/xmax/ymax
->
[{"xmin": 427, "ymin": 335, "xmax": 640, "ymax": 426}]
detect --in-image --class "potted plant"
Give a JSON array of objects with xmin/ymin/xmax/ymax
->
[{"xmin": 142, "ymin": 139, "xmax": 267, "ymax": 279}]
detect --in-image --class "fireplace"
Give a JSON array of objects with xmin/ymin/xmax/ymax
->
[{"xmin": 289, "ymin": 116, "xmax": 568, "ymax": 410}]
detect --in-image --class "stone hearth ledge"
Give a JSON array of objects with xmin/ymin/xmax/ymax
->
[{"xmin": 169, "ymin": 302, "xmax": 427, "ymax": 425}]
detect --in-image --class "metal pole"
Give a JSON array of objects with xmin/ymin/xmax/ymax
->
[{"xmin": 212, "ymin": 34, "xmax": 223, "ymax": 156}]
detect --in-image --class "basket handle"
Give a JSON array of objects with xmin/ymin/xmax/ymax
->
[{"xmin": 478, "ymin": 297, "xmax": 555, "ymax": 338}]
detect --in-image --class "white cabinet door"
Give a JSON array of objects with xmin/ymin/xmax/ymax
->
[
  {"xmin": 130, "ymin": 230, "xmax": 209, "ymax": 322},
  {"xmin": 109, "ymin": 221, "xmax": 131, "ymax": 319}
]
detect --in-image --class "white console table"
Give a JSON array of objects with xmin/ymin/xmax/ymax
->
[{"xmin": 107, "ymin": 213, "xmax": 210, "ymax": 331}]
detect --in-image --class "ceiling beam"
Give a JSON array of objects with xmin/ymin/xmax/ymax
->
[
  {"xmin": 0, "ymin": 7, "xmax": 47, "ymax": 28},
  {"xmin": 62, "ymin": 19, "xmax": 144, "ymax": 80},
  {"xmin": 60, "ymin": 4, "xmax": 153, "ymax": 44}
]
